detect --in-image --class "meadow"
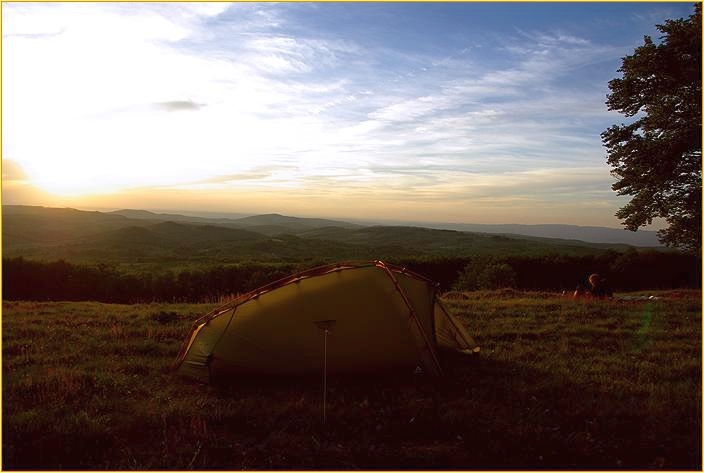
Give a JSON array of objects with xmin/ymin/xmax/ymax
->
[{"xmin": 2, "ymin": 290, "xmax": 701, "ymax": 469}]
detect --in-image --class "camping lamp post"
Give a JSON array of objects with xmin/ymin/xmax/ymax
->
[{"xmin": 314, "ymin": 320, "xmax": 336, "ymax": 425}]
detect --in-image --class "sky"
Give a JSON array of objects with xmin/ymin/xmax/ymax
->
[{"xmin": 1, "ymin": 2, "xmax": 695, "ymax": 227}]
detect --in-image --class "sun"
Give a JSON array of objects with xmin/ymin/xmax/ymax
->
[{"xmin": 24, "ymin": 160, "xmax": 130, "ymax": 197}]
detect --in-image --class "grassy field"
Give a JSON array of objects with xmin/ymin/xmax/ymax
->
[{"xmin": 2, "ymin": 290, "xmax": 701, "ymax": 469}]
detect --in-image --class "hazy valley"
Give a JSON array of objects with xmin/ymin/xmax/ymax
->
[{"xmin": 2, "ymin": 205, "xmax": 658, "ymax": 270}]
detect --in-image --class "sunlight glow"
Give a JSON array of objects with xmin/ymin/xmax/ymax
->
[{"xmin": 2, "ymin": 2, "xmax": 691, "ymax": 226}]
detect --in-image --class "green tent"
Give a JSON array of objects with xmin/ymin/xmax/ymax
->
[{"xmin": 174, "ymin": 261, "xmax": 478, "ymax": 381}]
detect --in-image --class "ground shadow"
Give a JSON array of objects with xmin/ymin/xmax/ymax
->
[
  {"xmin": 4, "ymin": 350, "xmax": 699, "ymax": 469},
  {"xmin": 176, "ymin": 351, "xmax": 701, "ymax": 470}
]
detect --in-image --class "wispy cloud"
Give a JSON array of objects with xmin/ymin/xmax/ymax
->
[
  {"xmin": 2, "ymin": 2, "xmax": 690, "ymax": 226},
  {"xmin": 154, "ymin": 100, "xmax": 205, "ymax": 112},
  {"xmin": 2, "ymin": 159, "xmax": 28, "ymax": 182}
]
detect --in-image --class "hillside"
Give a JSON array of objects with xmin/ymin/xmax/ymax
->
[
  {"xmin": 110, "ymin": 207, "xmax": 662, "ymax": 246},
  {"xmin": 296, "ymin": 225, "xmax": 631, "ymax": 255},
  {"xmin": 3, "ymin": 293, "xmax": 700, "ymax": 468},
  {"xmin": 2, "ymin": 205, "xmax": 152, "ymax": 246},
  {"xmin": 109, "ymin": 209, "xmax": 251, "ymax": 227},
  {"xmin": 426, "ymin": 222, "xmax": 662, "ymax": 247},
  {"xmin": 230, "ymin": 213, "xmax": 361, "ymax": 231},
  {"xmin": 2, "ymin": 205, "xmax": 652, "ymax": 271}
]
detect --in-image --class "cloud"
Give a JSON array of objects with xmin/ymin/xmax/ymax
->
[
  {"xmin": 3, "ymin": 28, "xmax": 66, "ymax": 40},
  {"xmin": 2, "ymin": 159, "xmax": 29, "ymax": 182},
  {"xmin": 154, "ymin": 100, "xmax": 204, "ymax": 112},
  {"xmin": 193, "ymin": 165, "xmax": 301, "ymax": 187},
  {"xmin": 2, "ymin": 3, "xmax": 639, "ymax": 225},
  {"xmin": 344, "ymin": 26, "xmax": 620, "ymax": 163},
  {"xmin": 0, "ymin": 159, "xmax": 58, "ymax": 206}
]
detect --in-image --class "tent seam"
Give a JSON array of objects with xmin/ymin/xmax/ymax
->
[{"xmin": 375, "ymin": 261, "xmax": 443, "ymax": 375}]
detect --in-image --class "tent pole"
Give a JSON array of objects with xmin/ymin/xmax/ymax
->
[
  {"xmin": 323, "ymin": 328, "xmax": 328, "ymax": 425},
  {"xmin": 314, "ymin": 320, "xmax": 335, "ymax": 426}
]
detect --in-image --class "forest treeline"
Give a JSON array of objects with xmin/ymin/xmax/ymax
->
[{"xmin": 3, "ymin": 250, "xmax": 699, "ymax": 303}]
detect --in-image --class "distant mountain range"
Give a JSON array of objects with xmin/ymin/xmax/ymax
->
[
  {"xmin": 2, "ymin": 205, "xmax": 664, "ymax": 270},
  {"xmin": 107, "ymin": 207, "xmax": 662, "ymax": 246},
  {"xmin": 410, "ymin": 222, "xmax": 661, "ymax": 247}
]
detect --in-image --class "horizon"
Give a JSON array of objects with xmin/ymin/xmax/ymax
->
[
  {"xmin": 4, "ymin": 202, "xmax": 662, "ymax": 235},
  {"xmin": 3, "ymin": 2, "xmax": 691, "ymax": 230}
]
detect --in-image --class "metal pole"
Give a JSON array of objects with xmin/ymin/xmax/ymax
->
[
  {"xmin": 313, "ymin": 319, "xmax": 335, "ymax": 426},
  {"xmin": 323, "ymin": 328, "xmax": 328, "ymax": 425}
]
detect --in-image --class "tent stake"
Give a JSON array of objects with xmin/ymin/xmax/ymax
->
[
  {"xmin": 313, "ymin": 319, "xmax": 336, "ymax": 426},
  {"xmin": 323, "ymin": 328, "xmax": 328, "ymax": 425}
]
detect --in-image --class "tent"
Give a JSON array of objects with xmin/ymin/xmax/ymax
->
[{"xmin": 173, "ymin": 260, "xmax": 478, "ymax": 381}]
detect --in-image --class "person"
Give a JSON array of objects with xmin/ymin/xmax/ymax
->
[
  {"xmin": 572, "ymin": 273, "xmax": 613, "ymax": 299},
  {"xmin": 587, "ymin": 273, "xmax": 613, "ymax": 299},
  {"xmin": 573, "ymin": 282, "xmax": 590, "ymax": 298}
]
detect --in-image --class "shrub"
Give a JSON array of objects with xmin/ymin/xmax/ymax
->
[{"xmin": 454, "ymin": 258, "xmax": 517, "ymax": 291}]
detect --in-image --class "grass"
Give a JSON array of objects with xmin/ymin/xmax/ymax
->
[{"xmin": 2, "ymin": 290, "xmax": 701, "ymax": 469}]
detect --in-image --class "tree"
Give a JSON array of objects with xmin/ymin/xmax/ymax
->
[
  {"xmin": 454, "ymin": 257, "xmax": 517, "ymax": 290},
  {"xmin": 602, "ymin": 4, "xmax": 701, "ymax": 252}
]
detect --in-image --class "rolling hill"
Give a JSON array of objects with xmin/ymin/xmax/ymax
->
[
  {"xmin": 422, "ymin": 222, "xmax": 662, "ymax": 247},
  {"xmin": 111, "ymin": 207, "xmax": 662, "ymax": 246},
  {"xmin": 2, "ymin": 205, "xmax": 153, "ymax": 247},
  {"xmin": 2, "ymin": 205, "xmax": 658, "ymax": 271},
  {"xmin": 230, "ymin": 213, "xmax": 361, "ymax": 231}
]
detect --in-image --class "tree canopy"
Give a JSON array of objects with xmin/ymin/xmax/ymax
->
[{"xmin": 602, "ymin": 4, "xmax": 701, "ymax": 252}]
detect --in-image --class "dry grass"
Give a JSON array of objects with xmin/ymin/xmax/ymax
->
[{"xmin": 2, "ymin": 290, "xmax": 701, "ymax": 469}]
